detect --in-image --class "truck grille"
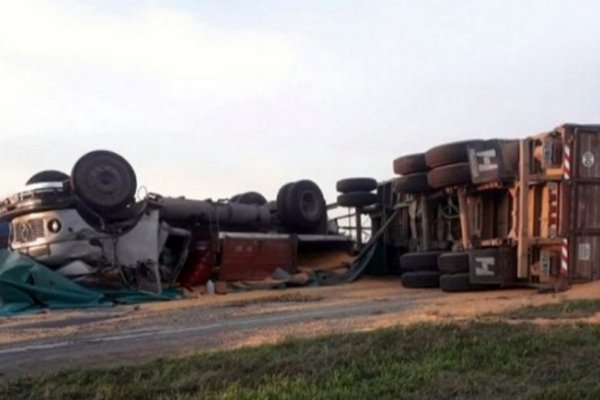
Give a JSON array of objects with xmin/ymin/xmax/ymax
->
[{"xmin": 13, "ymin": 218, "xmax": 45, "ymax": 243}]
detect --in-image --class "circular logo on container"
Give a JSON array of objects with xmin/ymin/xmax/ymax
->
[{"xmin": 582, "ymin": 151, "xmax": 595, "ymax": 168}]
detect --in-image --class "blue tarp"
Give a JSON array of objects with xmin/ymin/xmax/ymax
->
[{"xmin": 0, "ymin": 250, "xmax": 181, "ymax": 316}]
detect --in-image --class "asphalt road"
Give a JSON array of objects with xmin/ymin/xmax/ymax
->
[{"xmin": 0, "ymin": 293, "xmax": 420, "ymax": 379}]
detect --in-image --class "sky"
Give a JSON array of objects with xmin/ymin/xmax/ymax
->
[{"xmin": 1, "ymin": 0, "xmax": 600, "ymax": 202}]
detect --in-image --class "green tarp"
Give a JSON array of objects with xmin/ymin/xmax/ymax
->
[{"xmin": 0, "ymin": 250, "xmax": 181, "ymax": 316}]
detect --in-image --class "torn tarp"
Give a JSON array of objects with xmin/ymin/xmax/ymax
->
[{"xmin": 0, "ymin": 250, "xmax": 181, "ymax": 316}]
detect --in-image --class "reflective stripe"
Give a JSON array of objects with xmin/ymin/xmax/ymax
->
[
  {"xmin": 563, "ymin": 144, "xmax": 571, "ymax": 180},
  {"xmin": 561, "ymin": 238, "xmax": 569, "ymax": 277}
]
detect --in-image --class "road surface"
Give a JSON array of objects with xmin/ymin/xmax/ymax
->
[
  {"xmin": 0, "ymin": 278, "xmax": 436, "ymax": 379},
  {"xmin": 0, "ymin": 276, "xmax": 569, "ymax": 380}
]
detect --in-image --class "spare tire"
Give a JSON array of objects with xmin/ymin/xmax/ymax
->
[
  {"xmin": 392, "ymin": 173, "xmax": 431, "ymax": 194},
  {"xmin": 26, "ymin": 170, "xmax": 70, "ymax": 185},
  {"xmin": 337, "ymin": 192, "xmax": 377, "ymax": 208},
  {"xmin": 400, "ymin": 251, "xmax": 443, "ymax": 272},
  {"xmin": 438, "ymin": 252, "xmax": 470, "ymax": 274},
  {"xmin": 280, "ymin": 180, "xmax": 326, "ymax": 231},
  {"xmin": 393, "ymin": 153, "xmax": 428, "ymax": 175},
  {"xmin": 232, "ymin": 192, "xmax": 267, "ymax": 206},
  {"xmin": 71, "ymin": 150, "xmax": 137, "ymax": 212},
  {"xmin": 336, "ymin": 178, "xmax": 377, "ymax": 193},
  {"xmin": 427, "ymin": 163, "xmax": 471, "ymax": 189},
  {"xmin": 425, "ymin": 140, "xmax": 483, "ymax": 169},
  {"xmin": 401, "ymin": 271, "xmax": 441, "ymax": 288}
]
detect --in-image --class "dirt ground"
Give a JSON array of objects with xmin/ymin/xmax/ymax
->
[
  {"xmin": 1, "ymin": 277, "xmax": 599, "ymax": 378},
  {"xmin": 0, "ymin": 276, "xmax": 593, "ymax": 343}
]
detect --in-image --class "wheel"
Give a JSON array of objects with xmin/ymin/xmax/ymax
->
[
  {"xmin": 337, "ymin": 191, "xmax": 377, "ymax": 208},
  {"xmin": 26, "ymin": 170, "xmax": 69, "ymax": 185},
  {"xmin": 401, "ymin": 271, "xmax": 441, "ymax": 288},
  {"xmin": 276, "ymin": 183, "xmax": 294, "ymax": 224},
  {"xmin": 232, "ymin": 192, "xmax": 267, "ymax": 206},
  {"xmin": 392, "ymin": 173, "xmax": 431, "ymax": 194},
  {"xmin": 279, "ymin": 180, "xmax": 326, "ymax": 231},
  {"xmin": 71, "ymin": 150, "xmax": 137, "ymax": 212},
  {"xmin": 393, "ymin": 153, "xmax": 428, "ymax": 175},
  {"xmin": 336, "ymin": 178, "xmax": 377, "ymax": 193},
  {"xmin": 287, "ymin": 180, "xmax": 326, "ymax": 228},
  {"xmin": 440, "ymin": 273, "xmax": 491, "ymax": 292},
  {"xmin": 400, "ymin": 251, "xmax": 443, "ymax": 272},
  {"xmin": 427, "ymin": 163, "xmax": 471, "ymax": 189},
  {"xmin": 425, "ymin": 140, "xmax": 483, "ymax": 169},
  {"xmin": 314, "ymin": 214, "xmax": 329, "ymax": 234},
  {"xmin": 438, "ymin": 252, "xmax": 470, "ymax": 274}
]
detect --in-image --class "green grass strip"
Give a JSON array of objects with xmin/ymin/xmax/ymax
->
[
  {"xmin": 2, "ymin": 322, "xmax": 600, "ymax": 399},
  {"xmin": 501, "ymin": 299, "xmax": 600, "ymax": 320}
]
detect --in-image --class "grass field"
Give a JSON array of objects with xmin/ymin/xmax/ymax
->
[
  {"xmin": 499, "ymin": 299, "xmax": 600, "ymax": 320},
  {"xmin": 2, "ymin": 320, "xmax": 600, "ymax": 400}
]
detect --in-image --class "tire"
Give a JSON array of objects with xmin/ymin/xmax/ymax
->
[
  {"xmin": 71, "ymin": 150, "xmax": 137, "ymax": 212},
  {"xmin": 400, "ymin": 251, "xmax": 443, "ymax": 272},
  {"xmin": 438, "ymin": 252, "xmax": 470, "ymax": 274},
  {"xmin": 26, "ymin": 170, "xmax": 69, "ymax": 185},
  {"xmin": 440, "ymin": 273, "xmax": 490, "ymax": 292},
  {"xmin": 336, "ymin": 178, "xmax": 377, "ymax": 193},
  {"xmin": 337, "ymin": 192, "xmax": 377, "ymax": 208},
  {"xmin": 276, "ymin": 183, "xmax": 294, "ymax": 224},
  {"xmin": 402, "ymin": 271, "xmax": 441, "ymax": 288},
  {"xmin": 427, "ymin": 163, "xmax": 471, "ymax": 189},
  {"xmin": 392, "ymin": 173, "xmax": 431, "ymax": 194},
  {"xmin": 315, "ymin": 214, "xmax": 329, "ymax": 234},
  {"xmin": 280, "ymin": 180, "xmax": 326, "ymax": 231},
  {"xmin": 232, "ymin": 192, "xmax": 267, "ymax": 206},
  {"xmin": 393, "ymin": 153, "xmax": 428, "ymax": 175},
  {"xmin": 425, "ymin": 140, "xmax": 483, "ymax": 168}
]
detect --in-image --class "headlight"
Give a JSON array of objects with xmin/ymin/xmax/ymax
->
[{"xmin": 47, "ymin": 219, "xmax": 62, "ymax": 233}]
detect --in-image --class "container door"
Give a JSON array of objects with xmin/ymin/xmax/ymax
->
[{"xmin": 570, "ymin": 126, "xmax": 600, "ymax": 280}]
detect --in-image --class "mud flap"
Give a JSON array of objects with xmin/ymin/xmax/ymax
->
[
  {"xmin": 467, "ymin": 140, "xmax": 518, "ymax": 184},
  {"xmin": 469, "ymin": 247, "xmax": 516, "ymax": 287}
]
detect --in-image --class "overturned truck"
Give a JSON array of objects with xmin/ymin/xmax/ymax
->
[
  {"xmin": 1, "ymin": 151, "xmax": 349, "ymax": 294},
  {"xmin": 390, "ymin": 123, "xmax": 600, "ymax": 292}
]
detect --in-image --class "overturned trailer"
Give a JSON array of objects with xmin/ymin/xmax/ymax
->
[
  {"xmin": 390, "ymin": 123, "xmax": 600, "ymax": 292},
  {"xmin": 465, "ymin": 124, "xmax": 600, "ymax": 288}
]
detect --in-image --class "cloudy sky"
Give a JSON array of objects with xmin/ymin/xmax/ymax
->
[{"xmin": 1, "ymin": 0, "xmax": 599, "ymax": 202}]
